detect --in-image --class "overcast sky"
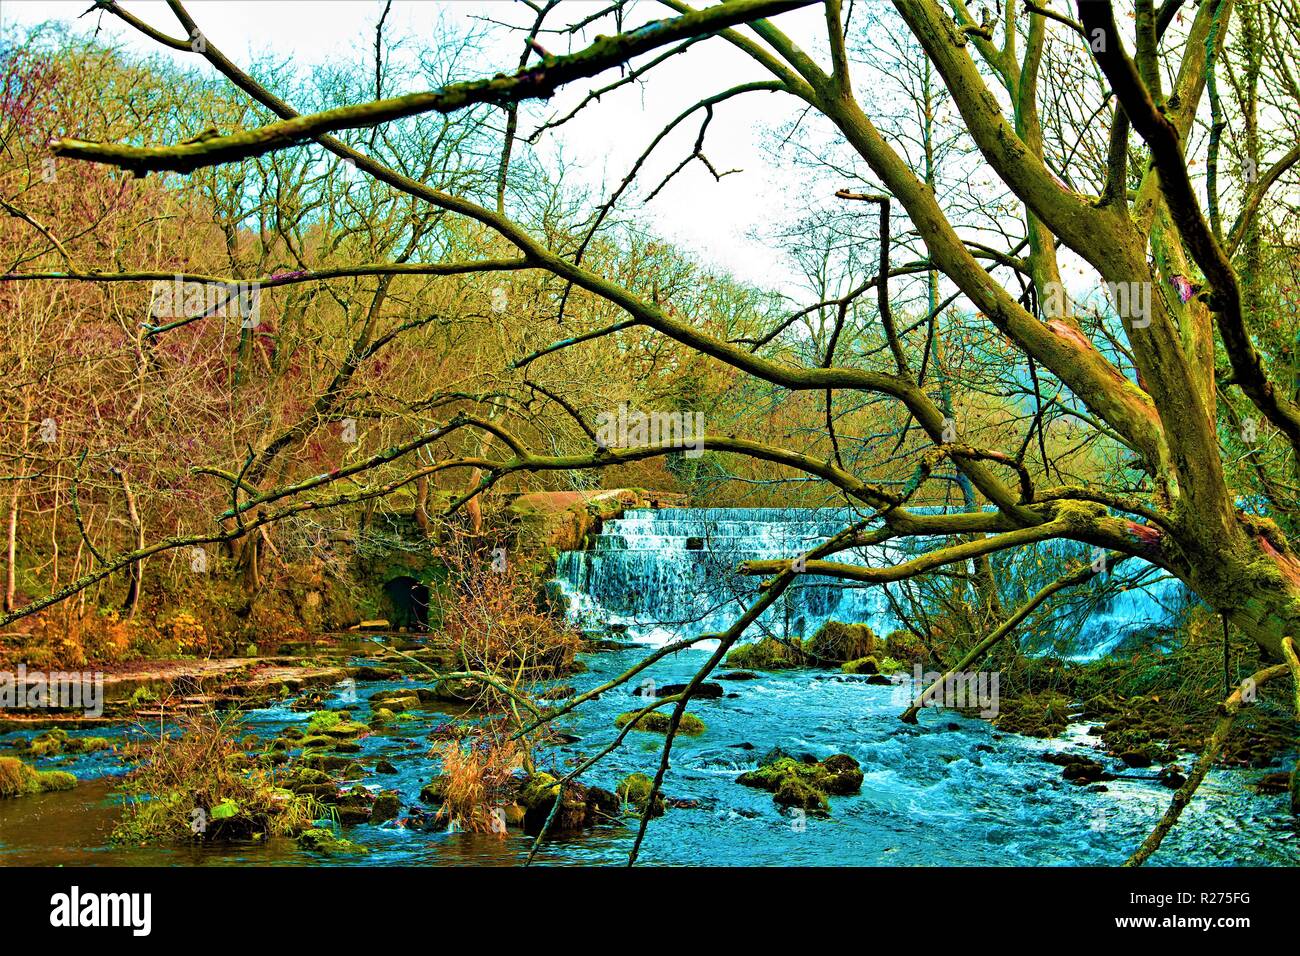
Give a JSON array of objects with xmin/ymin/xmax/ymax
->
[{"xmin": 1, "ymin": 0, "xmax": 842, "ymax": 294}]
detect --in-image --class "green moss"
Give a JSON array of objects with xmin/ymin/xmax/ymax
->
[
  {"xmin": 369, "ymin": 695, "xmax": 415, "ymax": 713},
  {"xmin": 877, "ymin": 656, "xmax": 908, "ymax": 674},
  {"xmin": 724, "ymin": 636, "xmax": 807, "ymax": 670},
  {"xmin": 614, "ymin": 710, "xmax": 706, "ymax": 736},
  {"xmin": 808, "ymin": 621, "xmax": 876, "ymax": 664},
  {"xmin": 0, "ymin": 758, "xmax": 76, "ymax": 797},
  {"xmin": 320, "ymin": 721, "xmax": 369, "ymax": 739},
  {"xmin": 296, "ymin": 827, "xmax": 368, "ymax": 855},
  {"xmin": 736, "ymin": 752, "xmax": 861, "ymax": 813},
  {"xmin": 992, "ymin": 692, "xmax": 1073, "ymax": 738},
  {"xmin": 615, "ymin": 772, "xmax": 665, "ymax": 817},
  {"xmin": 306, "ymin": 710, "xmax": 344, "ymax": 733},
  {"xmin": 883, "ymin": 628, "xmax": 927, "ymax": 663},
  {"xmin": 0, "ymin": 757, "xmax": 38, "ymax": 797},
  {"xmin": 774, "ymin": 775, "xmax": 830, "ymax": 815},
  {"xmin": 841, "ymin": 656, "xmax": 879, "ymax": 675},
  {"xmin": 844, "ymin": 655, "xmax": 906, "ymax": 675},
  {"xmin": 35, "ymin": 771, "xmax": 77, "ymax": 792},
  {"xmin": 519, "ymin": 771, "xmax": 559, "ymax": 803}
]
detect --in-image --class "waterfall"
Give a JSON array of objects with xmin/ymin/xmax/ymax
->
[{"xmin": 552, "ymin": 507, "xmax": 1194, "ymax": 659}]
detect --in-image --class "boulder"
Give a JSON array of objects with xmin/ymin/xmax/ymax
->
[
  {"xmin": 807, "ymin": 621, "xmax": 876, "ymax": 664},
  {"xmin": 516, "ymin": 772, "xmax": 588, "ymax": 833},
  {"xmin": 616, "ymin": 772, "xmax": 665, "ymax": 817},
  {"xmin": 1118, "ymin": 749, "xmax": 1154, "ymax": 769},
  {"xmin": 614, "ymin": 710, "xmax": 707, "ymax": 736},
  {"xmin": 370, "ymin": 791, "xmax": 402, "ymax": 824},
  {"xmin": 774, "ymin": 776, "xmax": 829, "ymax": 815},
  {"xmin": 724, "ymin": 637, "xmax": 807, "ymax": 670},
  {"xmin": 841, "ymin": 656, "xmax": 879, "ymax": 675},
  {"xmin": 420, "ymin": 776, "xmax": 450, "ymax": 805},
  {"xmin": 736, "ymin": 752, "xmax": 861, "ymax": 814},
  {"xmin": 297, "ymin": 828, "xmax": 368, "ymax": 855},
  {"xmin": 1158, "ymin": 765, "xmax": 1187, "ymax": 789},
  {"xmin": 0, "ymin": 757, "xmax": 76, "ymax": 798}
]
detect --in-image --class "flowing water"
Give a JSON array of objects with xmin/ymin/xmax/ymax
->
[{"xmin": 0, "ymin": 507, "xmax": 1295, "ymax": 866}]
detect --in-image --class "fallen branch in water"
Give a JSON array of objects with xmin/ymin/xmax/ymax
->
[{"xmin": 1125, "ymin": 662, "xmax": 1291, "ymax": 866}]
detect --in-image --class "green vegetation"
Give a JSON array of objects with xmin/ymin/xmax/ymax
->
[
  {"xmin": 0, "ymin": 757, "xmax": 78, "ymax": 798},
  {"xmin": 111, "ymin": 712, "xmax": 316, "ymax": 845},
  {"xmin": 614, "ymin": 711, "xmax": 706, "ymax": 736},
  {"xmin": 737, "ymin": 752, "xmax": 864, "ymax": 816}
]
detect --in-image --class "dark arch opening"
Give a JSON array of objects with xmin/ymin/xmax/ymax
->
[{"xmin": 382, "ymin": 576, "xmax": 430, "ymax": 632}]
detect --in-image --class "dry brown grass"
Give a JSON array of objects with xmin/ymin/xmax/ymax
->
[{"xmin": 428, "ymin": 721, "xmax": 524, "ymax": 833}]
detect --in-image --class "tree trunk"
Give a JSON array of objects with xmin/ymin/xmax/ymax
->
[
  {"xmin": 117, "ymin": 468, "xmax": 144, "ymax": 618},
  {"xmin": 3, "ymin": 490, "xmax": 17, "ymax": 613}
]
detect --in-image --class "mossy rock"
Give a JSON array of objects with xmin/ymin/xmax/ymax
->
[
  {"xmin": 370, "ymin": 791, "xmax": 402, "ymax": 824},
  {"xmin": 807, "ymin": 621, "xmax": 876, "ymax": 664},
  {"xmin": 25, "ymin": 729, "xmax": 69, "ymax": 756},
  {"xmin": 0, "ymin": 757, "xmax": 76, "ymax": 798},
  {"xmin": 992, "ymin": 692, "xmax": 1073, "ymax": 738},
  {"xmin": 432, "ymin": 679, "xmax": 479, "ymax": 704},
  {"xmin": 297, "ymin": 827, "xmax": 368, "ymax": 855},
  {"xmin": 23, "ymin": 729, "xmax": 110, "ymax": 757},
  {"xmin": 420, "ymin": 776, "xmax": 450, "ymax": 805},
  {"xmin": 321, "ymin": 721, "xmax": 369, "ymax": 739},
  {"xmin": 514, "ymin": 772, "xmax": 591, "ymax": 833},
  {"xmin": 616, "ymin": 772, "xmax": 665, "ymax": 817},
  {"xmin": 819, "ymin": 753, "xmax": 865, "ymax": 795},
  {"xmin": 774, "ymin": 776, "xmax": 829, "ymax": 815},
  {"xmin": 369, "ymin": 695, "xmax": 417, "ymax": 713},
  {"xmin": 585, "ymin": 786, "xmax": 620, "ymax": 823},
  {"xmin": 613, "ymin": 711, "xmax": 706, "ymax": 736},
  {"xmin": 736, "ymin": 757, "xmax": 807, "ymax": 791},
  {"xmin": 736, "ymin": 752, "xmax": 860, "ymax": 813},
  {"xmin": 724, "ymin": 636, "xmax": 807, "ymax": 670},
  {"xmin": 882, "ymin": 628, "xmax": 927, "ymax": 663},
  {"xmin": 306, "ymin": 710, "xmax": 345, "ymax": 733},
  {"xmin": 369, "ymin": 707, "xmax": 396, "ymax": 726},
  {"xmin": 516, "ymin": 771, "xmax": 560, "ymax": 811},
  {"xmin": 841, "ymin": 656, "xmax": 879, "ymax": 675},
  {"xmin": 300, "ymin": 754, "xmax": 362, "ymax": 775}
]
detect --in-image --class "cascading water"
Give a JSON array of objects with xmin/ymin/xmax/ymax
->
[{"xmin": 553, "ymin": 506, "xmax": 1194, "ymax": 659}]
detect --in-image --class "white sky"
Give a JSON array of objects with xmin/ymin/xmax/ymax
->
[{"xmin": 0, "ymin": 0, "xmax": 839, "ymax": 294}]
